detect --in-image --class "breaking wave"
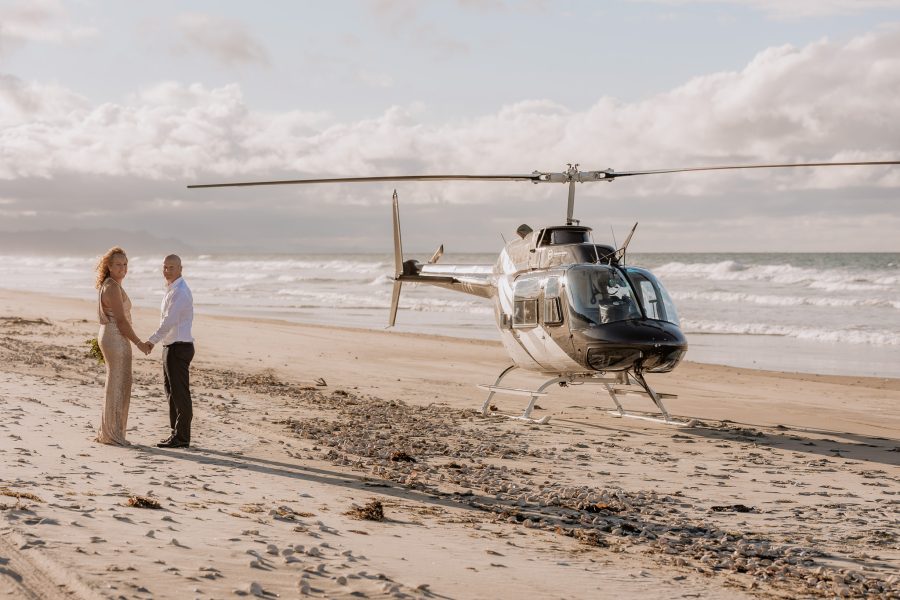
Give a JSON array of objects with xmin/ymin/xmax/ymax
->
[
  {"xmin": 682, "ymin": 320, "xmax": 900, "ymax": 346},
  {"xmin": 671, "ymin": 291, "xmax": 900, "ymax": 310},
  {"xmin": 654, "ymin": 260, "xmax": 892, "ymax": 291}
]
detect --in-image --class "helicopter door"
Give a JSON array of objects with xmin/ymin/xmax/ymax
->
[
  {"xmin": 626, "ymin": 267, "xmax": 681, "ymax": 326},
  {"xmin": 505, "ymin": 274, "xmax": 580, "ymax": 372},
  {"xmin": 504, "ymin": 275, "xmax": 547, "ymax": 370}
]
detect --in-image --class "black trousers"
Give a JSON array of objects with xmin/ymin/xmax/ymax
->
[{"xmin": 162, "ymin": 342, "xmax": 194, "ymax": 443}]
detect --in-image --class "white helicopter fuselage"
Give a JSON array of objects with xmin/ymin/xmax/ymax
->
[{"xmin": 411, "ymin": 224, "xmax": 687, "ymax": 378}]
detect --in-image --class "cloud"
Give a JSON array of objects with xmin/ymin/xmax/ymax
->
[
  {"xmin": 1, "ymin": 27, "xmax": 899, "ymax": 251},
  {"xmin": 7, "ymin": 27, "xmax": 899, "ymax": 185},
  {"xmin": 0, "ymin": 0, "xmax": 97, "ymax": 57},
  {"xmin": 173, "ymin": 13, "xmax": 270, "ymax": 67},
  {"xmin": 0, "ymin": 73, "xmax": 89, "ymax": 123}
]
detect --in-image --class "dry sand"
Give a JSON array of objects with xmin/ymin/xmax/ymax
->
[{"xmin": 0, "ymin": 288, "xmax": 898, "ymax": 599}]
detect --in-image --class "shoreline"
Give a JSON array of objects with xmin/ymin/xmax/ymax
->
[
  {"xmin": 2, "ymin": 287, "xmax": 898, "ymax": 386},
  {"xmin": 2, "ymin": 248, "xmax": 900, "ymax": 380},
  {"xmin": 1, "ymin": 288, "xmax": 899, "ymax": 598}
]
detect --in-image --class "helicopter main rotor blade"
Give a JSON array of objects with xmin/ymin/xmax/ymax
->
[
  {"xmin": 187, "ymin": 159, "xmax": 900, "ymax": 193},
  {"xmin": 597, "ymin": 160, "xmax": 900, "ymax": 180},
  {"xmin": 188, "ymin": 174, "xmax": 540, "ymax": 188}
]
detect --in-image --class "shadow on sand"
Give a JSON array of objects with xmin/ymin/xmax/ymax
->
[{"xmin": 679, "ymin": 419, "xmax": 900, "ymax": 467}]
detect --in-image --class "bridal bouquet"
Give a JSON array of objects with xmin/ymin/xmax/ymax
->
[{"xmin": 86, "ymin": 338, "xmax": 105, "ymax": 364}]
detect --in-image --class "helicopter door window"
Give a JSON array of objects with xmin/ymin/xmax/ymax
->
[
  {"xmin": 639, "ymin": 280, "xmax": 660, "ymax": 319},
  {"xmin": 514, "ymin": 299, "xmax": 538, "ymax": 327},
  {"xmin": 513, "ymin": 276, "xmax": 541, "ymax": 328},
  {"xmin": 551, "ymin": 229, "xmax": 590, "ymax": 245},
  {"xmin": 543, "ymin": 277, "xmax": 563, "ymax": 325}
]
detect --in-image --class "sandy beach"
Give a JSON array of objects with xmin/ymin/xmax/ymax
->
[{"xmin": 1, "ymin": 288, "xmax": 898, "ymax": 599}]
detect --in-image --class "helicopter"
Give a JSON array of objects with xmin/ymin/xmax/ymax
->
[{"xmin": 189, "ymin": 159, "xmax": 900, "ymax": 425}]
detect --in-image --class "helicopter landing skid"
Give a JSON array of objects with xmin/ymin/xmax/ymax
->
[
  {"xmin": 478, "ymin": 366, "xmax": 686, "ymax": 426},
  {"xmin": 477, "ymin": 366, "xmax": 553, "ymax": 424},
  {"xmin": 604, "ymin": 371, "xmax": 689, "ymax": 425}
]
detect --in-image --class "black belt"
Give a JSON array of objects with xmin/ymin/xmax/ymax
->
[{"xmin": 164, "ymin": 341, "xmax": 194, "ymax": 347}]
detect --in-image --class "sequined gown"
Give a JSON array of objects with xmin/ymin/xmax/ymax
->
[{"xmin": 96, "ymin": 278, "xmax": 133, "ymax": 446}]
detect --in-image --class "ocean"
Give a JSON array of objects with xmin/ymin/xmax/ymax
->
[{"xmin": 2, "ymin": 252, "xmax": 898, "ymax": 378}]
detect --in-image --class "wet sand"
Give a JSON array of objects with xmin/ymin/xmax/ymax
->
[{"xmin": 1, "ymin": 289, "xmax": 898, "ymax": 599}]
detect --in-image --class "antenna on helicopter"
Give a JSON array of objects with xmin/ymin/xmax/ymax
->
[{"xmin": 616, "ymin": 222, "xmax": 639, "ymax": 264}]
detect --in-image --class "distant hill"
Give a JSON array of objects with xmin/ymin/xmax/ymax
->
[{"xmin": 0, "ymin": 229, "xmax": 194, "ymax": 256}]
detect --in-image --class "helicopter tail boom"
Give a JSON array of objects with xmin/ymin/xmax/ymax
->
[{"xmin": 388, "ymin": 193, "xmax": 496, "ymax": 327}]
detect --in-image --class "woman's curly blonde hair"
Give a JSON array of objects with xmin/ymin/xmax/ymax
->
[{"xmin": 95, "ymin": 247, "xmax": 127, "ymax": 289}]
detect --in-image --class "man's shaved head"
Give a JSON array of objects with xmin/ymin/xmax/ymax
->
[{"xmin": 162, "ymin": 254, "xmax": 183, "ymax": 283}]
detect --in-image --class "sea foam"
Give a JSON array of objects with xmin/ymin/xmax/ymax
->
[{"xmin": 683, "ymin": 319, "xmax": 900, "ymax": 346}]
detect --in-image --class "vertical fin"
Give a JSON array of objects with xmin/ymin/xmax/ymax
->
[
  {"xmin": 389, "ymin": 280, "xmax": 402, "ymax": 327},
  {"xmin": 389, "ymin": 190, "xmax": 403, "ymax": 327},
  {"xmin": 392, "ymin": 190, "xmax": 403, "ymax": 278}
]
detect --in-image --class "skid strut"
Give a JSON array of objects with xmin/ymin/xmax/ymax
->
[
  {"xmin": 478, "ymin": 366, "xmax": 552, "ymax": 424},
  {"xmin": 478, "ymin": 367, "xmax": 685, "ymax": 425}
]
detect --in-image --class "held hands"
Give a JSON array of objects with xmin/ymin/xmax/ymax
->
[{"xmin": 138, "ymin": 341, "xmax": 154, "ymax": 355}]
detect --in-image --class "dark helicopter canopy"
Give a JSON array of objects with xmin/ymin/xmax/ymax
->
[
  {"xmin": 536, "ymin": 225, "xmax": 591, "ymax": 246},
  {"xmin": 530, "ymin": 225, "xmax": 617, "ymax": 267},
  {"xmin": 505, "ymin": 224, "xmax": 619, "ymax": 271}
]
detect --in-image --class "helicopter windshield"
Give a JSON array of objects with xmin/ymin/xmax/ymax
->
[{"xmin": 565, "ymin": 265, "xmax": 642, "ymax": 327}]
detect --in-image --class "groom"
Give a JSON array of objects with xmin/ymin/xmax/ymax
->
[{"xmin": 145, "ymin": 255, "xmax": 195, "ymax": 449}]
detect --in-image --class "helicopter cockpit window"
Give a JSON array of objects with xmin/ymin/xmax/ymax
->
[
  {"xmin": 513, "ymin": 276, "xmax": 541, "ymax": 328},
  {"xmin": 537, "ymin": 228, "xmax": 591, "ymax": 246},
  {"xmin": 551, "ymin": 229, "xmax": 590, "ymax": 245},
  {"xmin": 626, "ymin": 267, "xmax": 680, "ymax": 326},
  {"xmin": 543, "ymin": 277, "xmax": 563, "ymax": 325},
  {"xmin": 565, "ymin": 266, "xmax": 642, "ymax": 328}
]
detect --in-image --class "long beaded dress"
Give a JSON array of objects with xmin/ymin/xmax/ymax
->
[{"xmin": 95, "ymin": 277, "xmax": 133, "ymax": 446}]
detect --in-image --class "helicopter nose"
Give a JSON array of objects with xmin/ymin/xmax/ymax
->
[
  {"xmin": 576, "ymin": 320, "xmax": 687, "ymax": 373},
  {"xmin": 585, "ymin": 346, "xmax": 644, "ymax": 371}
]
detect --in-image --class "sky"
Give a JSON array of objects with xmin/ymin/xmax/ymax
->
[{"xmin": 1, "ymin": 0, "xmax": 899, "ymax": 254}]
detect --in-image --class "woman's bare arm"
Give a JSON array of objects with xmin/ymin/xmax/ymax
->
[{"xmin": 101, "ymin": 284, "xmax": 142, "ymax": 346}]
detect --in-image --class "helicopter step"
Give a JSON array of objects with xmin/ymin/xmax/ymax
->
[{"xmin": 479, "ymin": 366, "xmax": 688, "ymax": 426}]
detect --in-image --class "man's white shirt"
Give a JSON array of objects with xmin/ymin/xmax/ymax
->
[{"xmin": 149, "ymin": 277, "xmax": 194, "ymax": 346}]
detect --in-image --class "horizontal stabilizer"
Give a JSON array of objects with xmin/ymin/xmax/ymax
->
[{"xmin": 397, "ymin": 274, "xmax": 458, "ymax": 284}]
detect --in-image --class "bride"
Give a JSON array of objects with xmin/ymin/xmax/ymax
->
[{"xmin": 95, "ymin": 247, "xmax": 150, "ymax": 446}]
